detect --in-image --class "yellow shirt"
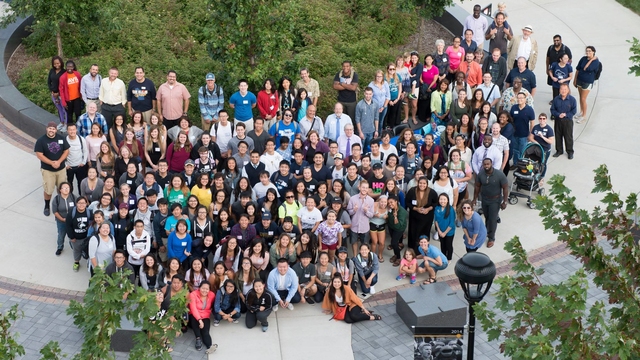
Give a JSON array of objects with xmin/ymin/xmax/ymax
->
[
  {"xmin": 190, "ymin": 185, "xmax": 213, "ymax": 209},
  {"xmin": 99, "ymin": 78, "xmax": 127, "ymax": 106}
]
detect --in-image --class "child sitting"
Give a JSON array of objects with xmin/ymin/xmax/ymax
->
[{"xmin": 396, "ymin": 248, "xmax": 418, "ymax": 284}]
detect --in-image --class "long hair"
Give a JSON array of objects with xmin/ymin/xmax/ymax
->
[
  {"xmin": 262, "ymin": 188, "xmax": 280, "ymax": 218},
  {"xmin": 172, "ymin": 130, "xmax": 193, "ymax": 153},
  {"xmin": 249, "ymin": 237, "xmax": 267, "ymax": 259},
  {"xmin": 145, "ymin": 125, "xmax": 166, "ymax": 153},
  {"xmin": 98, "ymin": 141, "xmax": 115, "ymax": 167},
  {"xmin": 233, "ymin": 177, "xmax": 253, "ymax": 201},
  {"xmin": 142, "ymin": 254, "xmax": 160, "ymax": 276},
  {"xmin": 169, "ymin": 174, "xmax": 190, "ymax": 197},
  {"xmin": 298, "ymin": 230, "xmax": 318, "ymax": 261},
  {"xmin": 209, "ymin": 261, "xmax": 228, "ymax": 293},
  {"xmin": 235, "ymin": 257, "xmax": 257, "ymax": 291},
  {"xmin": 188, "ymin": 258, "xmax": 208, "ymax": 286},
  {"xmin": 457, "ymin": 199, "xmax": 474, "ymax": 221},
  {"xmin": 327, "ymin": 273, "xmax": 345, "ymax": 305},
  {"xmin": 221, "ymin": 236, "xmax": 240, "ymax": 259},
  {"xmin": 438, "ymin": 193, "xmax": 453, "ymax": 219},
  {"xmin": 123, "ymin": 128, "xmax": 141, "ymax": 157},
  {"xmin": 415, "ymin": 177, "xmax": 430, "ymax": 208},
  {"xmin": 220, "ymin": 279, "xmax": 239, "ymax": 307},
  {"xmin": 385, "ymin": 62, "xmax": 400, "ymax": 83}
]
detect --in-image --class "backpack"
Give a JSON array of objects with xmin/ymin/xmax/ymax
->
[
  {"xmin": 279, "ymin": 200, "xmax": 301, "ymax": 220},
  {"xmin": 200, "ymin": 84, "xmax": 221, "ymax": 100},
  {"xmin": 595, "ymin": 62, "xmax": 603, "ymax": 81},
  {"xmin": 274, "ymin": 120, "xmax": 299, "ymax": 138},
  {"xmin": 214, "ymin": 121, "xmax": 235, "ymax": 137}
]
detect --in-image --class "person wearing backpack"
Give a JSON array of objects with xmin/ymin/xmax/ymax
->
[
  {"xmin": 89, "ymin": 222, "xmax": 116, "ymax": 276},
  {"xmin": 198, "ymin": 73, "xmax": 224, "ymax": 132},
  {"xmin": 53, "ymin": 182, "xmax": 76, "ymax": 256},
  {"xmin": 268, "ymin": 109, "xmax": 301, "ymax": 149},
  {"xmin": 420, "ymin": 134, "xmax": 446, "ymax": 168},
  {"xmin": 573, "ymin": 46, "xmax": 601, "ymax": 123},
  {"xmin": 66, "ymin": 196, "xmax": 92, "ymax": 272}
]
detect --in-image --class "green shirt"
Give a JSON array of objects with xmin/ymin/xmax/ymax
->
[{"xmin": 386, "ymin": 206, "xmax": 408, "ymax": 231}]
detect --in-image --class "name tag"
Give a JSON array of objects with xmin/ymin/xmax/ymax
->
[
  {"xmin": 68, "ymin": 202, "xmax": 74, "ymax": 206},
  {"xmin": 325, "ymin": 271, "xmax": 331, "ymax": 276},
  {"xmin": 457, "ymin": 52, "xmax": 461, "ymax": 57},
  {"xmin": 295, "ymin": 170, "xmax": 300, "ymax": 174},
  {"xmin": 129, "ymin": 199, "xmax": 135, "ymax": 204},
  {"xmin": 412, "ymin": 200, "xmax": 417, "ymax": 205},
  {"xmin": 127, "ymin": 180, "xmax": 133, "ymax": 185},
  {"xmin": 268, "ymin": 231, "xmax": 274, "ymax": 235},
  {"xmin": 304, "ymin": 274, "xmax": 310, "ymax": 278},
  {"xmin": 309, "ymin": 185, "xmax": 315, "ymax": 190},
  {"xmin": 308, "ymin": 92, "xmax": 313, "ymax": 97},
  {"xmin": 243, "ymin": 100, "xmax": 249, "ymax": 105},
  {"xmin": 80, "ymin": 217, "xmax": 87, "ymax": 221},
  {"xmin": 443, "ymin": 58, "xmax": 448, "ymax": 62},
  {"xmin": 177, "ymin": 194, "xmax": 184, "ymax": 199},
  {"xmin": 409, "ymin": 163, "xmax": 415, "ymax": 168},
  {"xmin": 489, "ymin": 66, "xmax": 492, "ymax": 70},
  {"xmin": 58, "ymin": 140, "xmax": 63, "ymax": 144},
  {"xmin": 237, "ymin": 235, "xmax": 242, "ymax": 239},
  {"xmin": 181, "ymin": 242, "xmax": 187, "ymax": 246},
  {"xmin": 360, "ymin": 261, "xmax": 367, "ymax": 267},
  {"xmin": 155, "ymin": 147, "xmax": 160, "ymax": 152},
  {"xmin": 226, "ymin": 227, "xmax": 231, "ymax": 231},
  {"xmin": 213, "ymin": 210, "xmax": 219, "ymax": 215},
  {"xmin": 115, "ymin": 224, "xmax": 121, "ymax": 229},
  {"xmin": 513, "ymin": 111, "xmax": 519, "ymax": 114}
]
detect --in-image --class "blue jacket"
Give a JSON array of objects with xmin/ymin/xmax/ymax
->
[
  {"xmin": 214, "ymin": 289, "xmax": 241, "ymax": 314},
  {"xmin": 267, "ymin": 267, "xmax": 299, "ymax": 302},
  {"xmin": 550, "ymin": 95, "xmax": 577, "ymax": 120}
]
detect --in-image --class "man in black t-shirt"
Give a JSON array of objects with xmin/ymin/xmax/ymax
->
[
  {"xmin": 127, "ymin": 67, "xmax": 157, "ymax": 123},
  {"xmin": 34, "ymin": 122, "xmax": 70, "ymax": 216},
  {"xmin": 310, "ymin": 152, "xmax": 332, "ymax": 188},
  {"xmin": 332, "ymin": 61, "xmax": 359, "ymax": 124}
]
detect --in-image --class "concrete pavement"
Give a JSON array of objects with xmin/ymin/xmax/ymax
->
[{"xmin": 0, "ymin": 0, "xmax": 639, "ymax": 358}]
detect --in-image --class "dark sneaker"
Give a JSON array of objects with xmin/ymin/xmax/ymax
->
[
  {"xmin": 43, "ymin": 208, "xmax": 50, "ymax": 216},
  {"xmin": 195, "ymin": 338, "xmax": 202, "ymax": 351},
  {"xmin": 55, "ymin": 249, "xmax": 62, "ymax": 256}
]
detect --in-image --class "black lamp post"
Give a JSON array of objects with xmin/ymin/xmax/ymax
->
[{"xmin": 454, "ymin": 252, "xmax": 496, "ymax": 360}]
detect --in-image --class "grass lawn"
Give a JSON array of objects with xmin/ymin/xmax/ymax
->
[{"xmin": 617, "ymin": 0, "xmax": 640, "ymax": 15}]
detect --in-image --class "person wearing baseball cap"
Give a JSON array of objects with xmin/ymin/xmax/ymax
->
[
  {"xmin": 35, "ymin": 122, "xmax": 71, "ymax": 216},
  {"xmin": 507, "ymin": 24, "xmax": 539, "ymax": 71},
  {"xmin": 198, "ymin": 73, "xmax": 224, "ymax": 132}
]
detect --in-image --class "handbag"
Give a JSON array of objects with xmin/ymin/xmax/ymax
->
[{"xmin": 333, "ymin": 305, "xmax": 347, "ymax": 321}]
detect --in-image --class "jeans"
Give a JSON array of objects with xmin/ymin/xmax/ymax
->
[
  {"xmin": 213, "ymin": 309, "xmax": 241, "ymax": 321},
  {"xmin": 245, "ymin": 308, "xmax": 272, "ymax": 328},
  {"xmin": 357, "ymin": 273, "xmax": 378, "ymax": 294},
  {"xmin": 512, "ymin": 136, "xmax": 527, "ymax": 161},
  {"xmin": 276, "ymin": 289, "xmax": 301, "ymax": 304},
  {"xmin": 378, "ymin": 107, "xmax": 388, "ymax": 133},
  {"xmin": 56, "ymin": 219, "xmax": 66, "ymax": 250},
  {"xmin": 52, "ymin": 94, "xmax": 67, "ymax": 124},
  {"xmin": 363, "ymin": 132, "xmax": 374, "ymax": 153}
]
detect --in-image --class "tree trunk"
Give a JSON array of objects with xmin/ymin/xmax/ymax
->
[{"xmin": 56, "ymin": 31, "xmax": 63, "ymax": 58}]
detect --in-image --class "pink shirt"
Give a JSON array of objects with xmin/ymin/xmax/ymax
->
[
  {"xmin": 421, "ymin": 65, "xmax": 440, "ymax": 89},
  {"xmin": 400, "ymin": 258, "xmax": 417, "ymax": 269},
  {"xmin": 445, "ymin": 46, "xmax": 466, "ymax": 71},
  {"xmin": 156, "ymin": 82, "xmax": 191, "ymax": 120}
]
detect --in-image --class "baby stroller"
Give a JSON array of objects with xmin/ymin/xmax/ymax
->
[{"xmin": 508, "ymin": 142, "xmax": 546, "ymax": 209}]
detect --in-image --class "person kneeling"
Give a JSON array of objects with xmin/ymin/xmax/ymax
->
[
  {"xmin": 322, "ymin": 274, "xmax": 382, "ymax": 323},
  {"xmin": 213, "ymin": 279, "xmax": 241, "ymax": 326},
  {"xmin": 293, "ymin": 251, "xmax": 318, "ymax": 304},
  {"xmin": 416, "ymin": 235, "xmax": 449, "ymax": 285},
  {"xmin": 245, "ymin": 279, "xmax": 275, "ymax": 332}
]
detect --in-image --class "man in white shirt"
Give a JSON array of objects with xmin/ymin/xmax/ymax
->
[
  {"xmin": 337, "ymin": 123, "xmax": 362, "ymax": 159},
  {"xmin": 98, "ymin": 67, "xmax": 127, "ymax": 128},
  {"xmin": 324, "ymin": 102, "xmax": 352, "ymax": 142},
  {"xmin": 298, "ymin": 105, "xmax": 325, "ymax": 141},
  {"xmin": 80, "ymin": 64, "xmax": 101, "ymax": 113},
  {"xmin": 260, "ymin": 138, "xmax": 284, "ymax": 176},
  {"xmin": 476, "ymin": 73, "xmax": 502, "ymax": 109},
  {"xmin": 210, "ymin": 110, "xmax": 234, "ymax": 157},
  {"xmin": 463, "ymin": 5, "xmax": 489, "ymax": 51},
  {"xmin": 65, "ymin": 123, "xmax": 89, "ymax": 192},
  {"xmin": 507, "ymin": 25, "xmax": 539, "ymax": 71},
  {"xmin": 471, "ymin": 135, "xmax": 503, "ymax": 175}
]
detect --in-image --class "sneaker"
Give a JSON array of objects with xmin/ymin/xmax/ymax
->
[
  {"xmin": 408, "ymin": 93, "xmax": 417, "ymax": 100},
  {"xmin": 305, "ymin": 296, "xmax": 315, "ymax": 305},
  {"xmin": 272, "ymin": 305, "xmax": 278, "ymax": 312},
  {"xmin": 43, "ymin": 207, "xmax": 50, "ymax": 216},
  {"xmin": 82, "ymin": 251, "xmax": 89, "ymax": 260},
  {"xmin": 55, "ymin": 249, "xmax": 62, "ymax": 256},
  {"xmin": 369, "ymin": 286, "xmax": 376, "ymax": 295},
  {"xmin": 232, "ymin": 319, "xmax": 239, "ymax": 324},
  {"xmin": 396, "ymin": 275, "xmax": 405, "ymax": 281},
  {"xmin": 56, "ymin": 123, "xmax": 65, "ymax": 131},
  {"xmin": 576, "ymin": 117, "xmax": 585, "ymax": 124},
  {"xmin": 73, "ymin": 263, "xmax": 79, "ymax": 272},
  {"xmin": 195, "ymin": 338, "xmax": 202, "ymax": 351},
  {"xmin": 206, "ymin": 344, "xmax": 218, "ymax": 354},
  {"xmin": 410, "ymin": 275, "xmax": 416, "ymax": 284},
  {"xmin": 287, "ymin": 303, "xmax": 294, "ymax": 311},
  {"xmin": 433, "ymin": 232, "xmax": 439, "ymax": 240},
  {"xmin": 262, "ymin": 325, "xmax": 268, "ymax": 332},
  {"xmin": 213, "ymin": 320, "xmax": 220, "ymax": 327}
]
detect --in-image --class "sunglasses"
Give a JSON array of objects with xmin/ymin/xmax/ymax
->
[
  {"xmin": 284, "ymin": 114, "xmax": 293, "ymax": 117},
  {"xmin": 388, "ymin": 68, "xmax": 396, "ymax": 71},
  {"xmin": 462, "ymin": 206, "xmax": 472, "ymax": 210},
  {"xmin": 286, "ymin": 196, "xmax": 294, "ymax": 199}
]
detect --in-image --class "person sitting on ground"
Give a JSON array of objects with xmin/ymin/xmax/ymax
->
[
  {"xmin": 213, "ymin": 279, "xmax": 242, "ymax": 326},
  {"xmin": 292, "ymin": 251, "xmax": 318, "ymax": 304},
  {"xmin": 188, "ymin": 281, "xmax": 217, "ymax": 353},
  {"xmin": 396, "ymin": 248, "xmax": 418, "ymax": 284},
  {"xmin": 416, "ymin": 235, "xmax": 448, "ymax": 285},
  {"xmin": 353, "ymin": 243, "xmax": 379, "ymax": 297},
  {"xmin": 245, "ymin": 279, "xmax": 276, "ymax": 332},
  {"xmin": 322, "ymin": 273, "xmax": 382, "ymax": 323},
  {"xmin": 267, "ymin": 257, "xmax": 301, "ymax": 311}
]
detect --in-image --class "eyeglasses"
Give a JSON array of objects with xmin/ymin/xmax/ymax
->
[
  {"xmin": 388, "ymin": 68, "xmax": 396, "ymax": 71},
  {"xmin": 284, "ymin": 114, "xmax": 292, "ymax": 117},
  {"xmin": 462, "ymin": 206, "xmax": 472, "ymax": 210},
  {"xmin": 539, "ymin": 117, "xmax": 547, "ymax": 120}
]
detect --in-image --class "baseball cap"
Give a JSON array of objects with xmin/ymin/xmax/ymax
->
[
  {"xmin": 262, "ymin": 212, "xmax": 272, "ymax": 220},
  {"xmin": 372, "ymin": 163, "xmax": 383, "ymax": 170},
  {"xmin": 47, "ymin": 122, "xmax": 57, "ymax": 128},
  {"xmin": 334, "ymin": 153, "xmax": 344, "ymax": 160},
  {"xmin": 337, "ymin": 246, "xmax": 348, "ymax": 254},
  {"xmin": 206, "ymin": 73, "xmax": 215, "ymax": 80},
  {"xmin": 184, "ymin": 159, "xmax": 195, "ymax": 167},
  {"xmin": 332, "ymin": 196, "xmax": 342, "ymax": 204},
  {"xmin": 118, "ymin": 203, "xmax": 129, "ymax": 210}
]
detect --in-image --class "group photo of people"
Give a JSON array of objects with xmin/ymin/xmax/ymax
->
[{"xmin": 34, "ymin": 3, "xmax": 602, "ymax": 353}]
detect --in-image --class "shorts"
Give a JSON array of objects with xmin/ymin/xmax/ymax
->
[
  {"xmin": 575, "ymin": 80, "xmax": 593, "ymax": 90},
  {"xmin": 349, "ymin": 231, "xmax": 370, "ymax": 245},
  {"xmin": 369, "ymin": 222, "xmax": 386, "ymax": 232},
  {"xmin": 321, "ymin": 241, "xmax": 339, "ymax": 250},
  {"xmin": 41, "ymin": 168, "xmax": 67, "ymax": 196},
  {"xmin": 420, "ymin": 260, "xmax": 448, "ymax": 272}
]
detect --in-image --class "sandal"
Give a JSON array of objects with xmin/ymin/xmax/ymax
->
[
  {"xmin": 378, "ymin": 256, "xmax": 384, "ymax": 263},
  {"xmin": 401, "ymin": 119, "xmax": 409, "ymax": 124},
  {"xmin": 392, "ymin": 259, "xmax": 401, "ymax": 267},
  {"xmin": 423, "ymin": 278, "xmax": 437, "ymax": 285},
  {"xmin": 398, "ymin": 243, "xmax": 405, "ymax": 250},
  {"xmin": 412, "ymin": 119, "xmax": 418, "ymax": 125},
  {"xmin": 387, "ymin": 245, "xmax": 393, "ymax": 251},
  {"xmin": 372, "ymin": 314, "xmax": 382, "ymax": 321},
  {"xmin": 487, "ymin": 241, "xmax": 495, "ymax": 248}
]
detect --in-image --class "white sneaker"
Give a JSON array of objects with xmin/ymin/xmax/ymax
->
[
  {"xmin": 369, "ymin": 286, "xmax": 376, "ymax": 295},
  {"xmin": 287, "ymin": 303, "xmax": 294, "ymax": 311},
  {"xmin": 60, "ymin": 125, "xmax": 67, "ymax": 133},
  {"xmin": 272, "ymin": 305, "xmax": 278, "ymax": 312},
  {"xmin": 56, "ymin": 123, "xmax": 64, "ymax": 131},
  {"xmin": 433, "ymin": 232, "xmax": 439, "ymax": 241}
]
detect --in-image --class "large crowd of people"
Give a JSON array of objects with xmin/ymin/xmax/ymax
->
[{"xmin": 34, "ymin": 3, "xmax": 602, "ymax": 353}]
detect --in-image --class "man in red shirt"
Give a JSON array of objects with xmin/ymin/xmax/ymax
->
[{"xmin": 58, "ymin": 60, "xmax": 84, "ymax": 129}]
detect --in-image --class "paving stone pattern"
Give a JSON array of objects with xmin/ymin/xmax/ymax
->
[{"xmin": 352, "ymin": 242, "xmax": 615, "ymax": 360}]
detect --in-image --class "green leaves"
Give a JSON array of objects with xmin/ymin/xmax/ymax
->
[
  {"xmin": 475, "ymin": 165, "xmax": 640, "ymax": 358},
  {"xmin": 0, "ymin": 304, "xmax": 25, "ymax": 359},
  {"xmin": 628, "ymin": 37, "xmax": 640, "ymax": 77}
]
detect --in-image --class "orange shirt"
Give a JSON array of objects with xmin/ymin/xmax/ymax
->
[{"xmin": 67, "ymin": 73, "xmax": 80, "ymax": 100}]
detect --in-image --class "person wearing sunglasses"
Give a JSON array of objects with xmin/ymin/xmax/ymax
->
[
  {"xmin": 268, "ymin": 109, "xmax": 302, "ymax": 148},
  {"xmin": 457, "ymin": 199, "xmax": 487, "ymax": 252},
  {"xmin": 471, "ymin": 158, "xmax": 508, "ymax": 248}
]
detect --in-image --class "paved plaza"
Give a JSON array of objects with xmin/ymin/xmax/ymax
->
[{"xmin": 0, "ymin": 0, "xmax": 638, "ymax": 358}]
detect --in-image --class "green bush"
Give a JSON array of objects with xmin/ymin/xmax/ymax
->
[{"xmin": 17, "ymin": 0, "xmax": 420, "ymax": 121}]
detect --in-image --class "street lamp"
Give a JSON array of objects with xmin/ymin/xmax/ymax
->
[{"xmin": 455, "ymin": 252, "xmax": 496, "ymax": 360}]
